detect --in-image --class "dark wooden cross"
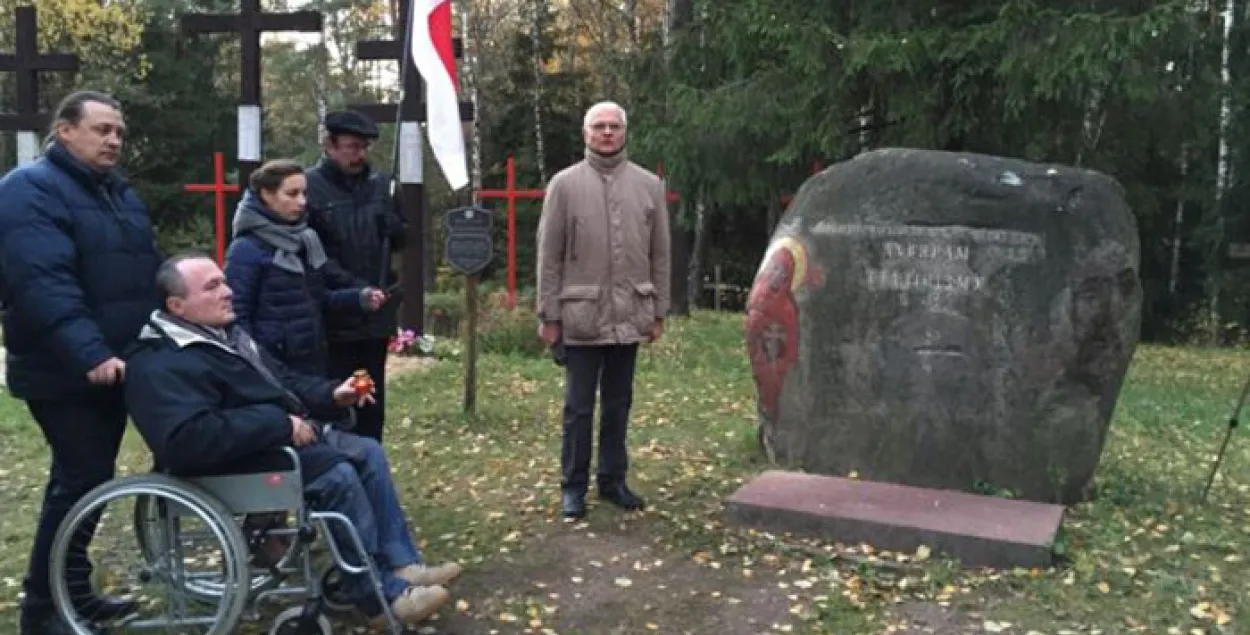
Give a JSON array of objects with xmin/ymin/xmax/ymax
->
[
  {"xmin": 0, "ymin": 5, "xmax": 79, "ymax": 164},
  {"xmin": 349, "ymin": 0, "xmax": 475, "ymax": 333},
  {"xmin": 181, "ymin": 0, "xmax": 322, "ymax": 188}
]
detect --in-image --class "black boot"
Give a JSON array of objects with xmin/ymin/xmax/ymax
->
[
  {"xmin": 599, "ymin": 483, "xmax": 645, "ymax": 511},
  {"xmin": 562, "ymin": 490, "xmax": 587, "ymax": 519},
  {"xmin": 21, "ymin": 611, "xmax": 107, "ymax": 635}
]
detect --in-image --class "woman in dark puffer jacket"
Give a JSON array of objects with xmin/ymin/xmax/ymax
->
[{"xmin": 225, "ymin": 159, "xmax": 387, "ymax": 377}]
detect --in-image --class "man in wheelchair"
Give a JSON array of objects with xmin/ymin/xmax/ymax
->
[{"xmin": 123, "ymin": 253, "xmax": 462, "ymax": 626}]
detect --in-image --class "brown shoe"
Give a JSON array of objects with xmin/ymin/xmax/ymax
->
[
  {"xmin": 394, "ymin": 562, "xmax": 463, "ymax": 587},
  {"xmin": 381, "ymin": 585, "xmax": 449, "ymax": 625}
]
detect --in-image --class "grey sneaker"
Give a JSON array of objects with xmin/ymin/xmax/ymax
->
[
  {"xmin": 380, "ymin": 585, "xmax": 450, "ymax": 626},
  {"xmin": 394, "ymin": 562, "xmax": 464, "ymax": 587}
]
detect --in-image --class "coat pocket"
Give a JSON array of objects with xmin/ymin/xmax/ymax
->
[
  {"xmin": 632, "ymin": 281, "xmax": 657, "ymax": 334},
  {"xmin": 559, "ymin": 284, "xmax": 601, "ymax": 340}
]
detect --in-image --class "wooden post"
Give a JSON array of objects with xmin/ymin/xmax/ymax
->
[
  {"xmin": 0, "ymin": 6, "xmax": 79, "ymax": 165},
  {"xmin": 184, "ymin": 152, "xmax": 242, "ymax": 265},
  {"xmin": 443, "ymin": 205, "xmax": 493, "ymax": 414},
  {"xmin": 181, "ymin": 0, "xmax": 322, "ymax": 192},
  {"xmin": 463, "ymin": 274, "xmax": 479, "ymax": 413}
]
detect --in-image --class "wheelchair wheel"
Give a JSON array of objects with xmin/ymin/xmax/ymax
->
[
  {"xmin": 268, "ymin": 606, "xmax": 333, "ymax": 635},
  {"xmin": 49, "ymin": 474, "xmax": 251, "ymax": 635},
  {"xmin": 133, "ymin": 494, "xmax": 289, "ymax": 602}
]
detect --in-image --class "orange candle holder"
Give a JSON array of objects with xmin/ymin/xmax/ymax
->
[{"xmin": 352, "ymin": 369, "xmax": 375, "ymax": 397}]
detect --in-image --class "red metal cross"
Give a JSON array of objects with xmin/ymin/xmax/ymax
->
[{"xmin": 183, "ymin": 152, "xmax": 241, "ymax": 266}]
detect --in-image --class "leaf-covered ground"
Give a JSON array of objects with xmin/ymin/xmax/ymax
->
[{"xmin": 0, "ymin": 311, "xmax": 1246, "ymax": 634}]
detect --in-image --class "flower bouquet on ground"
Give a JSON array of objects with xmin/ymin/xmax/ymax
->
[{"xmin": 387, "ymin": 328, "xmax": 437, "ymax": 357}]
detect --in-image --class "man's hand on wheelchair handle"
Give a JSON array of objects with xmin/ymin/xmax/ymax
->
[
  {"xmin": 333, "ymin": 377, "xmax": 376, "ymax": 408},
  {"xmin": 290, "ymin": 415, "xmax": 317, "ymax": 447}
]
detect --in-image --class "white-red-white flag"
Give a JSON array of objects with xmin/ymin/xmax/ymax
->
[{"xmin": 409, "ymin": 0, "xmax": 468, "ymax": 190}]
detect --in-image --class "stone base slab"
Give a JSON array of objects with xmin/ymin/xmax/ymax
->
[{"xmin": 724, "ymin": 470, "xmax": 1065, "ymax": 569}]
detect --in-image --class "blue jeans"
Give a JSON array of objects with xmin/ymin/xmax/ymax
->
[{"xmin": 304, "ymin": 429, "xmax": 422, "ymax": 611}]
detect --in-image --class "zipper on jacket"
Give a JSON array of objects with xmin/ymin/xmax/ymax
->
[
  {"xmin": 570, "ymin": 218, "xmax": 579, "ymax": 262},
  {"xmin": 97, "ymin": 184, "xmax": 134, "ymax": 229},
  {"xmin": 603, "ymin": 177, "xmax": 616, "ymax": 335}
]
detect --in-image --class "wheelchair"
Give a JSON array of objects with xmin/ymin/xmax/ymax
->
[{"xmin": 46, "ymin": 445, "xmax": 406, "ymax": 635}]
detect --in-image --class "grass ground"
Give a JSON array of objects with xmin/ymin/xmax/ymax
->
[{"xmin": 0, "ymin": 310, "xmax": 1246, "ymax": 634}]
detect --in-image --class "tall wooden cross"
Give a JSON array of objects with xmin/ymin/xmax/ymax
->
[
  {"xmin": 348, "ymin": 0, "xmax": 475, "ymax": 333},
  {"xmin": 0, "ymin": 6, "xmax": 79, "ymax": 165},
  {"xmin": 181, "ymin": 0, "xmax": 322, "ymax": 189}
]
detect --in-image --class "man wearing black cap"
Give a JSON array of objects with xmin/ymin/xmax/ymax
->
[{"xmin": 305, "ymin": 109, "xmax": 406, "ymax": 442}]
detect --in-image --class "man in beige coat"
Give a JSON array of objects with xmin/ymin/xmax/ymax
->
[{"xmin": 536, "ymin": 101, "xmax": 671, "ymax": 519}]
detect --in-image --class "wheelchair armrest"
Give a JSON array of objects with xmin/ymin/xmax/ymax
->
[{"xmin": 278, "ymin": 446, "xmax": 305, "ymax": 485}]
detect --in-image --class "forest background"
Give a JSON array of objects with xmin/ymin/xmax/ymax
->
[{"xmin": 1, "ymin": 0, "xmax": 1247, "ymax": 344}]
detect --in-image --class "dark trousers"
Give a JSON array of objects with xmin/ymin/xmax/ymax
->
[
  {"xmin": 21, "ymin": 389, "xmax": 128, "ymax": 624},
  {"xmin": 561, "ymin": 344, "xmax": 639, "ymax": 493},
  {"xmin": 327, "ymin": 338, "xmax": 389, "ymax": 442}
]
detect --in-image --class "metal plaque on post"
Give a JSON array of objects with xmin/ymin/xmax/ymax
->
[{"xmin": 444, "ymin": 205, "xmax": 494, "ymax": 276}]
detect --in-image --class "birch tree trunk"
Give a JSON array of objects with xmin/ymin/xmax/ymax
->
[
  {"xmin": 1075, "ymin": 81, "xmax": 1108, "ymax": 168},
  {"xmin": 1169, "ymin": 38, "xmax": 1198, "ymax": 301},
  {"xmin": 455, "ymin": 0, "xmax": 483, "ymax": 200},
  {"xmin": 1210, "ymin": 0, "xmax": 1236, "ymax": 344},
  {"xmin": 687, "ymin": 196, "xmax": 707, "ymax": 310},
  {"xmin": 685, "ymin": 1, "xmax": 708, "ymax": 309},
  {"xmin": 1170, "ymin": 144, "xmax": 1188, "ymax": 297},
  {"xmin": 532, "ymin": 0, "xmax": 548, "ymax": 184},
  {"xmin": 625, "ymin": 0, "xmax": 638, "ymax": 48}
]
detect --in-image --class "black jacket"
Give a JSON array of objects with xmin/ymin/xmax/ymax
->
[
  {"xmin": 0, "ymin": 143, "xmax": 162, "ymax": 399},
  {"xmin": 305, "ymin": 158, "xmax": 405, "ymax": 342},
  {"xmin": 125, "ymin": 311, "xmax": 349, "ymax": 480}
]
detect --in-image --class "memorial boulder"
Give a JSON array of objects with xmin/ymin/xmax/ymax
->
[{"xmin": 745, "ymin": 148, "xmax": 1141, "ymax": 504}]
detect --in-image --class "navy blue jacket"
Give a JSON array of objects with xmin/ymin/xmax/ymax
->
[
  {"xmin": 125, "ymin": 311, "xmax": 348, "ymax": 479},
  {"xmin": 224, "ymin": 193, "xmax": 364, "ymax": 377},
  {"xmin": 0, "ymin": 143, "xmax": 162, "ymax": 400}
]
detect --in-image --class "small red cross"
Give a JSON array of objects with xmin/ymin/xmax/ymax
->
[{"xmin": 183, "ymin": 152, "xmax": 241, "ymax": 266}]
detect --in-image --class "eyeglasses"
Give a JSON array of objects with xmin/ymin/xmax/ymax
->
[
  {"xmin": 589, "ymin": 122, "xmax": 623, "ymax": 132},
  {"xmin": 338, "ymin": 141, "xmax": 371, "ymax": 153}
]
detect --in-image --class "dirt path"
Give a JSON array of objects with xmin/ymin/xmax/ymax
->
[{"xmin": 426, "ymin": 514, "xmax": 798, "ymax": 635}]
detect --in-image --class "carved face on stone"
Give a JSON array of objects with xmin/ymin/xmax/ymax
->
[{"xmin": 1067, "ymin": 241, "xmax": 1141, "ymax": 389}]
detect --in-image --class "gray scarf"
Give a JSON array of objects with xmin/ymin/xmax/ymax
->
[{"xmin": 232, "ymin": 192, "xmax": 328, "ymax": 274}]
